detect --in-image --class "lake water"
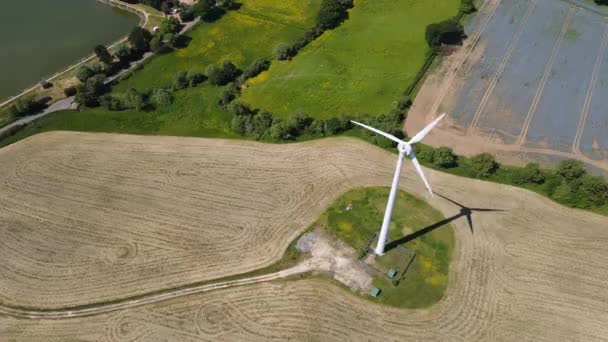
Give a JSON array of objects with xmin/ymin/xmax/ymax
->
[{"xmin": 0, "ymin": 0, "xmax": 139, "ymax": 101}]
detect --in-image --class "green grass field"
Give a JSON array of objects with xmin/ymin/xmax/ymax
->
[
  {"xmin": 115, "ymin": 0, "xmax": 321, "ymax": 92},
  {"xmin": 0, "ymin": 86, "xmax": 240, "ymax": 141},
  {"xmin": 240, "ymin": 0, "xmax": 460, "ymax": 119},
  {"xmin": 317, "ymin": 187, "xmax": 454, "ymax": 308}
]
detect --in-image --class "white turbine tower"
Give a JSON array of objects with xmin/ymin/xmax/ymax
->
[{"xmin": 351, "ymin": 113, "xmax": 446, "ymax": 255}]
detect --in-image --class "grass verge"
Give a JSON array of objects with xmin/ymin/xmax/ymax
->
[{"xmin": 316, "ymin": 187, "xmax": 454, "ymax": 308}]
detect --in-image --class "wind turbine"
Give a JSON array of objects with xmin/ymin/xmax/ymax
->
[{"xmin": 351, "ymin": 113, "xmax": 446, "ymax": 255}]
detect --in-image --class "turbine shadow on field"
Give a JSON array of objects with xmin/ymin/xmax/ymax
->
[{"xmin": 384, "ymin": 193, "xmax": 504, "ymax": 252}]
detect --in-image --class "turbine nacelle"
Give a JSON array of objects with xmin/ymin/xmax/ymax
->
[{"xmin": 397, "ymin": 142, "xmax": 412, "ymax": 155}]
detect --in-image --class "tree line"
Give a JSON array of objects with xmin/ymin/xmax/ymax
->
[{"xmin": 275, "ymin": 0, "xmax": 354, "ymax": 61}]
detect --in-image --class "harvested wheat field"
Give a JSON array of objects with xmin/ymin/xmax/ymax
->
[{"xmin": 1, "ymin": 132, "xmax": 608, "ymax": 341}]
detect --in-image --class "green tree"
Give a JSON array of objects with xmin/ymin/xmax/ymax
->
[
  {"xmin": 163, "ymin": 33, "xmax": 178, "ymax": 48},
  {"xmin": 150, "ymin": 35, "xmax": 163, "ymax": 52},
  {"xmin": 470, "ymin": 153, "xmax": 498, "ymax": 178},
  {"xmin": 289, "ymin": 112, "xmax": 313, "ymax": 134},
  {"xmin": 150, "ymin": 88, "xmax": 174, "ymax": 107},
  {"xmin": 323, "ymin": 118, "xmax": 350, "ymax": 135},
  {"xmin": 159, "ymin": 17, "xmax": 181, "ymax": 35},
  {"xmin": 251, "ymin": 111, "xmax": 273, "ymax": 138},
  {"xmin": 124, "ymin": 88, "xmax": 145, "ymax": 110},
  {"xmin": 426, "ymin": 18, "xmax": 464, "ymax": 48},
  {"xmin": 269, "ymin": 120, "xmax": 295, "ymax": 140},
  {"xmin": 193, "ymin": 0, "xmax": 215, "ymax": 18},
  {"xmin": 556, "ymin": 159, "xmax": 586, "ymax": 181},
  {"xmin": 76, "ymin": 65, "xmax": 95, "ymax": 82},
  {"xmin": 206, "ymin": 61, "xmax": 240, "ymax": 86},
  {"xmin": 128, "ymin": 27, "xmax": 152, "ymax": 52},
  {"xmin": 433, "ymin": 147, "xmax": 457, "ymax": 168},
  {"xmin": 115, "ymin": 44, "xmax": 133, "ymax": 65},
  {"xmin": 75, "ymin": 74, "xmax": 106, "ymax": 107},
  {"xmin": 317, "ymin": 0, "xmax": 350, "ymax": 29},
  {"xmin": 94, "ymin": 45, "xmax": 113, "ymax": 66}
]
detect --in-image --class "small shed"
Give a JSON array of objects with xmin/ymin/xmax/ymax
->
[
  {"xmin": 370, "ymin": 287, "xmax": 381, "ymax": 298},
  {"xmin": 387, "ymin": 268, "xmax": 397, "ymax": 278}
]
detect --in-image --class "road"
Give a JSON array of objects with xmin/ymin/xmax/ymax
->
[{"xmin": 0, "ymin": 263, "xmax": 310, "ymax": 320}]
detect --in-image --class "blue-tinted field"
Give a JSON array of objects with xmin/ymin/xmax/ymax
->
[
  {"xmin": 439, "ymin": 0, "xmax": 608, "ymax": 169},
  {"xmin": 450, "ymin": 0, "xmax": 531, "ymax": 127},
  {"xmin": 476, "ymin": 0, "xmax": 569, "ymax": 144},
  {"xmin": 524, "ymin": 9, "xmax": 604, "ymax": 151}
]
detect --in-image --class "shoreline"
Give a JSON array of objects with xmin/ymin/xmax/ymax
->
[{"xmin": 0, "ymin": 0, "xmax": 150, "ymax": 112}]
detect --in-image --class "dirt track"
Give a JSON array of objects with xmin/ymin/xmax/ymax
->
[{"xmin": 1, "ymin": 132, "xmax": 608, "ymax": 340}]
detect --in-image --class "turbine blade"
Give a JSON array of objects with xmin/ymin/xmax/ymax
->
[
  {"xmin": 350, "ymin": 120, "xmax": 404, "ymax": 145},
  {"xmin": 409, "ymin": 150, "xmax": 434, "ymax": 197},
  {"xmin": 408, "ymin": 113, "xmax": 446, "ymax": 144}
]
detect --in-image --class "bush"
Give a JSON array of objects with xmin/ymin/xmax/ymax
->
[
  {"xmin": 556, "ymin": 159, "xmax": 586, "ymax": 181},
  {"xmin": 240, "ymin": 59, "xmax": 271, "ymax": 82},
  {"xmin": 150, "ymin": 35, "xmax": 163, "ymax": 52},
  {"xmin": 413, "ymin": 144, "xmax": 436, "ymax": 163},
  {"xmin": 552, "ymin": 181, "xmax": 574, "ymax": 205},
  {"xmin": 8, "ymin": 97, "xmax": 42, "ymax": 117},
  {"xmin": 63, "ymin": 86, "xmax": 77, "ymax": 97},
  {"xmin": 99, "ymin": 95, "xmax": 126, "ymax": 111},
  {"xmin": 206, "ymin": 61, "xmax": 241, "ymax": 86},
  {"xmin": 323, "ymin": 117, "xmax": 351, "ymax": 135},
  {"xmin": 512, "ymin": 162, "xmax": 545, "ymax": 185},
  {"xmin": 275, "ymin": 44, "xmax": 294, "ymax": 61},
  {"xmin": 219, "ymin": 83, "xmax": 240, "ymax": 107},
  {"xmin": 289, "ymin": 113, "xmax": 313, "ymax": 135},
  {"xmin": 433, "ymin": 147, "xmax": 457, "ymax": 168},
  {"xmin": 173, "ymin": 71, "xmax": 190, "ymax": 90},
  {"xmin": 470, "ymin": 153, "xmax": 498, "ymax": 178},
  {"xmin": 579, "ymin": 175, "xmax": 608, "ymax": 206},
  {"xmin": 460, "ymin": 0, "xmax": 476, "ymax": 14},
  {"xmin": 231, "ymin": 110, "xmax": 273, "ymax": 138},
  {"xmin": 76, "ymin": 65, "xmax": 95, "ymax": 82},
  {"xmin": 426, "ymin": 18, "xmax": 464, "ymax": 48},
  {"xmin": 269, "ymin": 120, "xmax": 296, "ymax": 140},
  {"xmin": 229, "ymin": 102, "xmax": 254, "ymax": 116},
  {"xmin": 188, "ymin": 72, "xmax": 206, "ymax": 87},
  {"xmin": 305, "ymin": 119, "xmax": 326, "ymax": 136},
  {"xmin": 397, "ymin": 95, "xmax": 412, "ymax": 110},
  {"xmin": 124, "ymin": 88, "xmax": 145, "ymax": 110},
  {"xmin": 150, "ymin": 88, "xmax": 174, "ymax": 107}
]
